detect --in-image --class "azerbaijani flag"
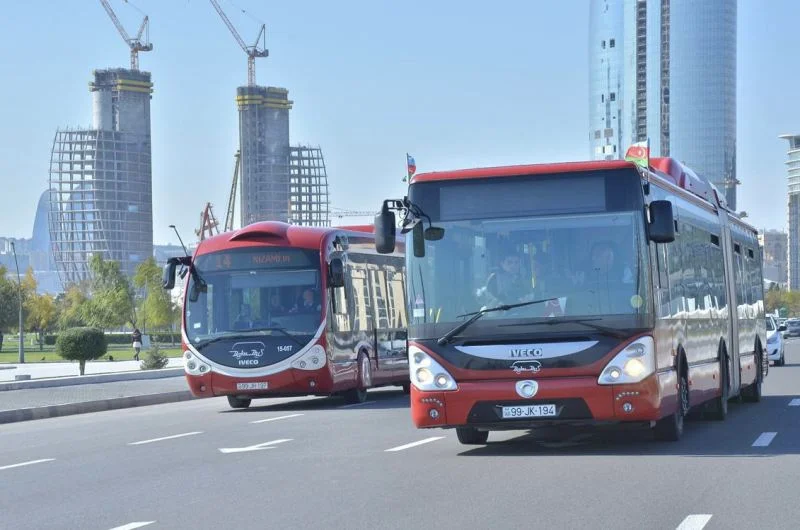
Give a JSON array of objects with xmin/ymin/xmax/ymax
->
[
  {"xmin": 406, "ymin": 153, "xmax": 416, "ymax": 181},
  {"xmin": 624, "ymin": 140, "xmax": 650, "ymax": 168}
]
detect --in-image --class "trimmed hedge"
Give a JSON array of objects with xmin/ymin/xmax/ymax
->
[
  {"xmin": 55, "ymin": 327, "xmax": 108, "ymax": 375},
  {"xmin": 44, "ymin": 331, "xmax": 178, "ymax": 346}
]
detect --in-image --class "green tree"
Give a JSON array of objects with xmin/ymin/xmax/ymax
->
[
  {"xmin": 57, "ymin": 284, "xmax": 88, "ymax": 330},
  {"xmin": 0, "ymin": 266, "xmax": 19, "ymax": 332},
  {"xmin": 133, "ymin": 257, "xmax": 177, "ymax": 332},
  {"xmin": 82, "ymin": 254, "xmax": 135, "ymax": 330},
  {"xmin": 25, "ymin": 293, "xmax": 58, "ymax": 350},
  {"xmin": 55, "ymin": 327, "xmax": 108, "ymax": 375}
]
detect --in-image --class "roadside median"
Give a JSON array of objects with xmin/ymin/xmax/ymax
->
[{"xmin": 0, "ymin": 376, "xmax": 195, "ymax": 425}]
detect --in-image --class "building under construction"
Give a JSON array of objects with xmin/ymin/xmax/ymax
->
[
  {"xmin": 235, "ymin": 86, "xmax": 330, "ymax": 228},
  {"xmin": 48, "ymin": 68, "xmax": 154, "ymax": 285}
]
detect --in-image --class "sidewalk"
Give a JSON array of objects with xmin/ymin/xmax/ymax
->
[
  {"xmin": 0, "ymin": 358, "xmax": 184, "ymax": 382},
  {"xmin": 0, "ymin": 377, "xmax": 195, "ymax": 424}
]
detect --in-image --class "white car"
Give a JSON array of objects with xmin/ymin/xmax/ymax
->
[{"xmin": 767, "ymin": 316, "xmax": 786, "ymax": 366}]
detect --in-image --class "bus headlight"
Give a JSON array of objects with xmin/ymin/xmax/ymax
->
[
  {"xmin": 598, "ymin": 336, "xmax": 655, "ymax": 385},
  {"xmin": 184, "ymin": 352, "xmax": 211, "ymax": 376},
  {"xmin": 409, "ymin": 346, "xmax": 457, "ymax": 391},
  {"xmin": 292, "ymin": 345, "xmax": 327, "ymax": 371}
]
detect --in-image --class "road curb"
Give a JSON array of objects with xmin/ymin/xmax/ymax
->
[
  {"xmin": 0, "ymin": 390, "xmax": 195, "ymax": 425},
  {"xmin": 0, "ymin": 367, "xmax": 184, "ymax": 391}
]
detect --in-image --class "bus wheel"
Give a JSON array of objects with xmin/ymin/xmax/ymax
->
[
  {"xmin": 706, "ymin": 353, "xmax": 729, "ymax": 421},
  {"xmin": 227, "ymin": 395, "xmax": 251, "ymax": 409},
  {"xmin": 655, "ymin": 372, "xmax": 687, "ymax": 441},
  {"xmin": 343, "ymin": 353, "xmax": 371, "ymax": 404},
  {"xmin": 742, "ymin": 352, "xmax": 763, "ymax": 403},
  {"xmin": 456, "ymin": 427, "xmax": 489, "ymax": 445}
]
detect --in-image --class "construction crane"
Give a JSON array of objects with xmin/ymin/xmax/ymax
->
[
  {"xmin": 330, "ymin": 208, "xmax": 377, "ymax": 219},
  {"xmin": 196, "ymin": 203, "xmax": 220, "ymax": 241},
  {"xmin": 209, "ymin": 0, "xmax": 269, "ymax": 86},
  {"xmin": 98, "ymin": 0, "xmax": 153, "ymax": 71},
  {"xmin": 224, "ymin": 150, "xmax": 241, "ymax": 232}
]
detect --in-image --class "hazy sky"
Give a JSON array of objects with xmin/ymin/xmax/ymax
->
[{"xmin": 1, "ymin": 0, "xmax": 798, "ymax": 245}]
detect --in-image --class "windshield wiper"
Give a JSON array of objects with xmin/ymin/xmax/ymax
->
[
  {"xmin": 437, "ymin": 298, "xmax": 557, "ymax": 346},
  {"xmin": 193, "ymin": 327, "xmax": 306, "ymax": 348},
  {"xmin": 246, "ymin": 327, "xmax": 306, "ymax": 348},
  {"xmin": 500, "ymin": 317, "xmax": 629, "ymax": 339}
]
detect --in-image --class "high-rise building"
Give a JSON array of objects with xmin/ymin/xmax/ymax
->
[
  {"xmin": 589, "ymin": 0, "xmax": 624, "ymax": 161},
  {"xmin": 590, "ymin": 0, "xmax": 738, "ymax": 208},
  {"xmin": 237, "ymin": 86, "xmax": 292, "ymax": 226},
  {"xmin": 49, "ymin": 68, "xmax": 153, "ymax": 286},
  {"xmin": 782, "ymin": 134, "xmax": 800, "ymax": 291},
  {"xmin": 759, "ymin": 229, "xmax": 788, "ymax": 288}
]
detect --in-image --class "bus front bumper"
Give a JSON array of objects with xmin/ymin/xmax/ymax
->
[
  {"xmin": 410, "ymin": 373, "xmax": 674, "ymax": 430},
  {"xmin": 184, "ymin": 368, "xmax": 332, "ymax": 398}
]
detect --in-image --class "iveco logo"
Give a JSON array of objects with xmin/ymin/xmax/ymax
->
[
  {"xmin": 509, "ymin": 348, "xmax": 543, "ymax": 358},
  {"xmin": 511, "ymin": 360, "xmax": 542, "ymax": 374}
]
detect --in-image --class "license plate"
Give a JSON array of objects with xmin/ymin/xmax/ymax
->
[
  {"xmin": 236, "ymin": 382, "xmax": 268, "ymax": 390},
  {"xmin": 501, "ymin": 404, "xmax": 557, "ymax": 419}
]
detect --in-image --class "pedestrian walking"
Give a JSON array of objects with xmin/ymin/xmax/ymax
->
[
  {"xmin": 0, "ymin": 329, "xmax": 4, "ymax": 352},
  {"xmin": 132, "ymin": 328, "xmax": 143, "ymax": 361}
]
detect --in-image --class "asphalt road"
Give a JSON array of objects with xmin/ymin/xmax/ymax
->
[{"xmin": 3, "ymin": 342, "xmax": 800, "ymax": 530}]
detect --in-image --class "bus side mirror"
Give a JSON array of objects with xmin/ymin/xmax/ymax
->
[
  {"xmin": 162, "ymin": 261, "xmax": 177, "ymax": 290},
  {"xmin": 329, "ymin": 258, "xmax": 345, "ymax": 288},
  {"xmin": 648, "ymin": 200, "xmax": 675, "ymax": 243},
  {"xmin": 413, "ymin": 222, "xmax": 425, "ymax": 258},
  {"xmin": 375, "ymin": 207, "xmax": 396, "ymax": 254}
]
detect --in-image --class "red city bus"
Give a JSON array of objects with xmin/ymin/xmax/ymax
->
[
  {"xmin": 374, "ymin": 156, "xmax": 766, "ymax": 444},
  {"xmin": 163, "ymin": 222, "xmax": 408, "ymax": 408}
]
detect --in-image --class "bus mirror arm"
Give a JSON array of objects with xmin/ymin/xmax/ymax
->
[{"xmin": 375, "ymin": 198, "xmax": 445, "ymax": 255}]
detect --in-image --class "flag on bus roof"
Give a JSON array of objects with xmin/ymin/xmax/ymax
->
[
  {"xmin": 624, "ymin": 140, "xmax": 650, "ymax": 168},
  {"xmin": 403, "ymin": 153, "xmax": 416, "ymax": 182}
]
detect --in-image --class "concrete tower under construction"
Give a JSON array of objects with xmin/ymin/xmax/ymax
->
[
  {"xmin": 49, "ymin": 68, "xmax": 153, "ymax": 286},
  {"xmin": 237, "ymin": 85, "xmax": 293, "ymax": 226}
]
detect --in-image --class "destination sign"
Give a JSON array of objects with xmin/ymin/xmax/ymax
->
[{"xmin": 194, "ymin": 248, "xmax": 318, "ymax": 272}]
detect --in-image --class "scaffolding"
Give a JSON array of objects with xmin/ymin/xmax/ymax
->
[
  {"xmin": 48, "ymin": 69, "xmax": 153, "ymax": 287},
  {"xmin": 289, "ymin": 145, "xmax": 330, "ymax": 227}
]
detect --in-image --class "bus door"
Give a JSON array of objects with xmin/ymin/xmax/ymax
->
[
  {"xmin": 367, "ymin": 266, "xmax": 403, "ymax": 383},
  {"xmin": 719, "ymin": 219, "xmax": 741, "ymax": 395}
]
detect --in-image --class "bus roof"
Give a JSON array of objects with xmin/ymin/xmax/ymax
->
[
  {"xmin": 195, "ymin": 222, "xmax": 377, "ymax": 255},
  {"xmin": 410, "ymin": 160, "xmax": 635, "ymax": 183}
]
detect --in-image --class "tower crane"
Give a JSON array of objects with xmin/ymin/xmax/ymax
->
[
  {"xmin": 196, "ymin": 203, "xmax": 220, "ymax": 241},
  {"xmin": 209, "ymin": 0, "xmax": 269, "ymax": 86},
  {"xmin": 224, "ymin": 150, "xmax": 241, "ymax": 232},
  {"xmin": 98, "ymin": 0, "xmax": 153, "ymax": 71}
]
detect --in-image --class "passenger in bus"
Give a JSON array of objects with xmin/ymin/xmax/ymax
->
[
  {"xmin": 294, "ymin": 288, "xmax": 321, "ymax": 313},
  {"xmin": 268, "ymin": 293, "xmax": 287, "ymax": 315},
  {"xmin": 479, "ymin": 250, "xmax": 535, "ymax": 307},
  {"xmin": 233, "ymin": 304, "xmax": 253, "ymax": 330},
  {"xmin": 568, "ymin": 241, "xmax": 635, "ymax": 314}
]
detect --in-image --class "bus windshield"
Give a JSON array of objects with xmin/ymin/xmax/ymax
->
[
  {"xmin": 406, "ymin": 171, "xmax": 652, "ymax": 338},
  {"xmin": 184, "ymin": 247, "xmax": 323, "ymax": 348}
]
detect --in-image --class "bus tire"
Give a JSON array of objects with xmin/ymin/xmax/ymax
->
[
  {"xmin": 706, "ymin": 351, "xmax": 729, "ymax": 421},
  {"xmin": 655, "ymin": 371, "xmax": 687, "ymax": 442},
  {"xmin": 742, "ymin": 348, "xmax": 763, "ymax": 403},
  {"xmin": 227, "ymin": 395, "xmax": 251, "ymax": 409},
  {"xmin": 456, "ymin": 427, "xmax": 489, "ymax": 445},
  {"xmin": 343, "ymin": 352, "xmax": 371, "ymax": 404}
]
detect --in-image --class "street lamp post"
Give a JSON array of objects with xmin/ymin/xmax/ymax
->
[{"xmin": 9, "ymin": 241, "xmax": 24, "ymax": 364}]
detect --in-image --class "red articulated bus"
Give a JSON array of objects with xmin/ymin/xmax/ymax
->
[
  {"xmin": 374, "ymin": 156, "xmax": 766, "ymax": 444},
  {"xmin": 163, "ymin": 222, "xmax": 408, "ymax": 409}
]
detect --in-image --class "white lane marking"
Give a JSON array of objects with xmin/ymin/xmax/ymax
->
[
  {"xmin": 385, "ymin": 437, "xmax": 445, "ymax": 452},
  {"xmin": 0, "ymin": 458, "xmax": 55, "ymax": 471},
  {"xmin": 108, "ymin": 522, "xmax": 155, "ymax": 530},
  {"xmin": 338, "ymin": 400, "xmax": 376, "ymax": 409},
  {"xmin": 128, "ymin": 431, "xmax": 203, "ymax": 446},
  {"xmin": 250, "ymin": 413, "xmax": 304, "ymax": 424},
  {"xmin": 676, "ymin": 514, "xmax": 712, "ymax": 530},
  {"xmin": 219, "ymin": 438, "xmax": 293, "ymax": 454},
  {"xmin": 752, "ymin": 432, "xmax": 777, "ymax": 447},
  {"xmin": 789, "ymin": 398, "xmax": 800, "ymax": 406}
]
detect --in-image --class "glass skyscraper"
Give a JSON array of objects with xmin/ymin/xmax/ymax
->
[
  {"xmin": 782, "ymin": 134, "xmax": 800, "ymax": 290},
  {"xmin": 589, "ymin": 0, "xmax": 738, "ymax": 209}
]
